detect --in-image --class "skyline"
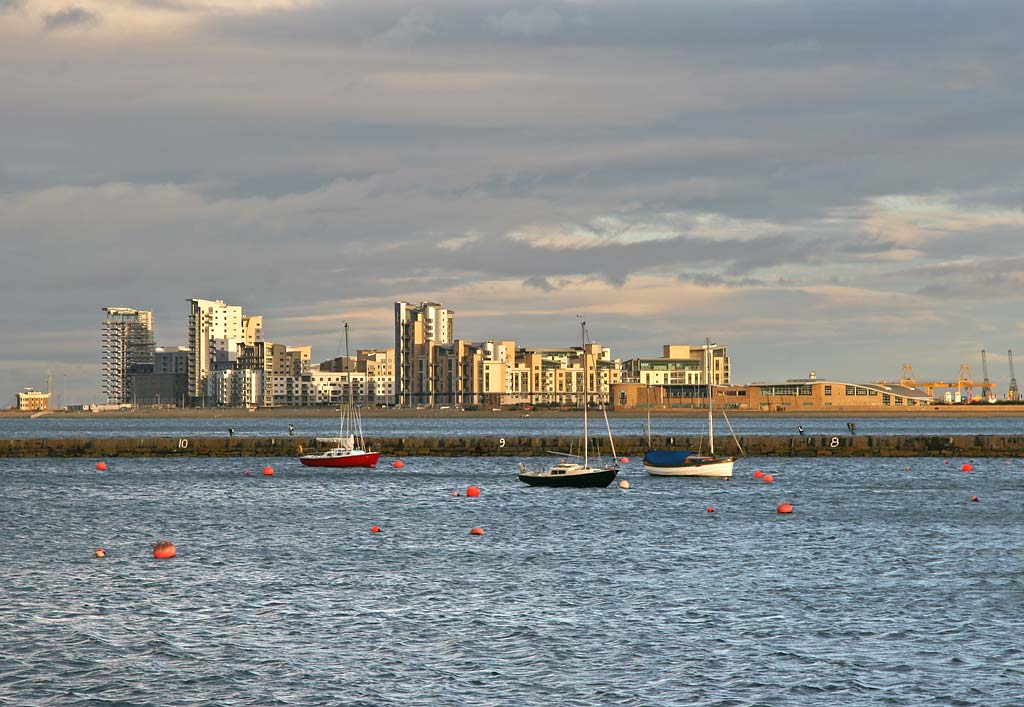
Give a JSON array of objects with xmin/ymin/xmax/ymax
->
[{"xmin": 3, "ymin": 1, "xmax": 1023, "ymax": 404}]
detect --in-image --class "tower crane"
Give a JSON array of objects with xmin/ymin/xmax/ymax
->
[{"xmin": 1009, "ymin": 350, "xmax": 1019, "ymax": 401}]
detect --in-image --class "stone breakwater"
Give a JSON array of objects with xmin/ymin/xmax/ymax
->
[{"xmin": 2, "ymin": 435, "xmax": 1024, "ymax": 458}]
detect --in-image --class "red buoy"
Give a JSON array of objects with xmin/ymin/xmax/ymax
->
[
  {"xmin": 243, "ymin": 470, "xmax": 250, "ymax": 476},
  {"xmin": 971, "ymin": 496, "xmax": 979, "ymax": 502},
  {"xmin": 451, "ymin": 491, "xmax": 460, "ymax": 496},
  {"xmin": 95, "ymin": 461, "xmax": 107, "ymax": 471},
  {"xmin": 94, "ymin": 548, "xmax": 107, "ymax": 558},
  {"xmin": 393, "ymin": 460, "xmax": 405, "ymax": 469},
  {"xmin": 469, "ymin": 527, "xmax": 485, "ymax": 536},
  {"xmin": 466, "ymin": 485, "xmax": 481, "ymax": 497},
  {"xmin": 753, "ymin": 470, "xmax": 764, "ymax": 479},
  {"xmin": 762, "ymin": 474, "xmax": 775, "ymax": 484},
  {"xmin": 706, "ymin": 507, "xmax": 714, "ymax": 513},
  {"xmin": 620, "ymin": 457, "xmax": 630, "ymax": 463},
  {"xmin": 943, "ymin": 460, "xmax": 949, "ymax": 465},
  {"xmin": 961, "ymin": 463, "xmax": 973, "ymax": 472},
  {"xmin": 263, "ymin": 466, "xmax": 274, "ymax": 476},
  {"xmin": 153, "ymin": 541, "xmax": 176, "ymax": 559},
  {"xmin": 777, "ymin": 502, "xmax": 793, "ymax": 514},
  {"xmin": 371, "ymin": 525, "xmax": 381, "ymax": 533},
  {"xmin": 904, "ymin": 466, "xmax": 911, "ymax": 471}
]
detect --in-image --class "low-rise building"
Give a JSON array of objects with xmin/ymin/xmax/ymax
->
[
  {"xmin": 611, "ymin": 377, "xmax": 933, "ymax": 411},
  {"xmin": 16, "ymin": 388, "xmax": 50, "ymax": 412}
]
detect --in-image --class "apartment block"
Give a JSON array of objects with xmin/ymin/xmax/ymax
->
[
  {"xmin": 101, "ymin": 307, "xmax": 156, "ymax": 404},
  {"xmin": 395, "ymin": 301, "xmax": 454, "ymax": 407},
  {"xmin": 187, "ymin": 298, "xmax": 263, "ymax": 403},
  {"xmin": 622, "ymin": 343, "xmax": 730, "ymax": 386}
]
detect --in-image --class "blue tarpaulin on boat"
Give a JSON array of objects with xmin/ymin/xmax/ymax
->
[{"xmin": 643, "ymin": 450, "xmax": 694, "ymax": 467}]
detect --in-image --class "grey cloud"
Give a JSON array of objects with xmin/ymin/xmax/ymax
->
[
  {"xmin": 375, "ymin": 9, "xmax": 434, "ymax": 45},
  {"xmin": 0, "ymin": 0, "xmax": 21, "ymax": 12},
  {"xmin": 43, "ymin": 6, "xmax": 98, "ymax": 31},
  {"xmin": 130, "ymin": 0, "xmax": 202, "ymax": 11},
  {"xmin": 487, "ymin": 7, "xmax": 563, "ymax": 38},
  {"xmin": 524, "ymin": 276, "xmax": 555, "ymax": 291},
  {"xmin": 207, "ymin": 0, "xmax": 1024, "ymax": 61}
]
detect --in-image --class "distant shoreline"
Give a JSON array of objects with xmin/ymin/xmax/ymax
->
[{"xmin": 5, "ymin": 405, "xmax": 1024, "ymax": 420}]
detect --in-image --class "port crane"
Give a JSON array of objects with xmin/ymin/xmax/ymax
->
[
  {"xmin": 1009, "ymin": 350, "xmax": 1019, "ymax": 401},
  {"xmin": 896, "ymin": 363, "xmax": 949, "ymax": 397},
  {"xmin": 893, "ymin": 361, "xmax": 996, "ymax": 401}
]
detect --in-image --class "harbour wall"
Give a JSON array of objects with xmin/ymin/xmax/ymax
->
[{"xmin": 2, "ymin": 435, "xmax": 1023, "ymax": 458}]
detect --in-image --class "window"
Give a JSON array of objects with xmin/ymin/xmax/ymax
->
[
  {"xmin": 619, "ymin": 391, "xmax": 627, "ymax": 405},
  {"xmin": 824, "ymin": 385, "xmax": 832, "ymax": 396}
]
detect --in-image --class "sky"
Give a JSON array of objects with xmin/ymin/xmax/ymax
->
[{"xmin": 2, "ymin": 0, "xmax": 1024, "ymax": 406}]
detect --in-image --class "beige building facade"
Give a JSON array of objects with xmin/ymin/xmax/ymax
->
[{"xmin": 611, "ymin": 379, "xmax": 933, "ymax": 411}]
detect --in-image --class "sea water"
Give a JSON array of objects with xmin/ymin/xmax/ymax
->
[
  {"xmin": 1, "ymin": 456, "xmax": 1022, "ymax": 706},
  {"xmin": 3, "ymin": 414, "xmax": 1024, "ymax": 439}
]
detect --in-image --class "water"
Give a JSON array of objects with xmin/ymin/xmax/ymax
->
[
  {"xmin": 2, "ymin": 456, "xmax": 1022, "ymax": 706},
  {"xmin": 3, "ymin": 414, "xmax": 1024, "ymax": 439}
]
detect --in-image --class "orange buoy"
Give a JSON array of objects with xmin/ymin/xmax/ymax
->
[
  {"xmin": 943, "ymin": 460, "xmax": 949, "ymax": 465},
  {"xmin": 618, "ymin": 479, "xmax": 630, "ymax": 490},
  {"xmin": 762, "ymin": 474, "xmax": 775, "ymax": 483},
  {"xmin": 753, "ymin": 470, "xmax": 764, "ymax": 479},
  {"xmin": 371, "ymin": 525, "xmax": 381, "ymax": 533},
  {"xmin": 95, "ymin": 461, "xmax": 107, "ymax": 471},
  {"xmin": 961, "ymin": 463, "xmax": 973, "ymax": 472},
  {"xmin": 469, "ymin": 527, "xmax": 485, "ymax": 536},
  {"xmin": 777, "ymin": 502, "xmax": 793, "ymax": 514},
  {"xmin": 243, "ymin": 470, "xmax": 250, "ymax": 476},
  {"xmin": 706, "ymin": 507, "xmax": 714, "ymax": 513},
  {"xmin": 153, "ymin": 541, "xmax": 176, "ymax": 559},
  {"xmin": 904, "ymin": 466, "xmax": 911, "ymax": 471},
  {"xmin": 451, "ymin": 491, "xmax": 460, "ymax": 496},
  {"xmin": 393, "ymin": 460, "xmax": 405, "ymax": 469},
  {"xmin": 263, "ymin": 466, "xmax": 274, "ymax": 476},
  {"xmin": 620, "ymin": 456, "xmax": 630, "ymax": 463},
  {"xmin": 466, "ymin": 485, "xmax": 481, "ymax": 497},
  {"xmin": 94, "ymin": 548, "xmax": 107, "ymax": 558},
  {"xmin": 971, "ymin": 496, "xmax": 979, "ymax": 502}
]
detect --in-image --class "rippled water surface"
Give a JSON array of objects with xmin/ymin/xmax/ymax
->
[
  {"xmin": 2, "ymin": 456, "xmax": 1023, "ymax": 706},
  {"xmin": 3, "ymin": 414, "xmax": 1024, "ymax": 438}
]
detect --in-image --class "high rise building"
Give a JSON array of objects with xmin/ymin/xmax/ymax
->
[
  {"xmin": 394, "ymin": 301, "xmax": 454, "ymax": 406},
  {"xmin": 101, "ymin": 307, "xmax": 155, "ymax": 404},
  {"xmin": 187, "ymin": 298, "xmax": 262, "ymax": 404}
]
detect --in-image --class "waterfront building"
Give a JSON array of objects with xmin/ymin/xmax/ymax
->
[
  {"xmin": 187, "ymin": 298, "xmax": 263, "ymax": 405},
  {"xmin": 318, "ymin": 349, "xmax": 396, "ymax": 406},
  {"xmin": 395, "ymin": 301, "xmax": 454, "ymax": 407},
  {"xmin": 128, "ymin": 346, "xmax": 189, "ymax": 407},
  {"xmin": 621, "ymin": 344, "xmax": 730, "ymax": 386},
  {"xmin": 611, "ymin": 377, "xmax": 933, "ymax": 411},
  {"xmin": 101, "ymin": 307, "xmax": 156, "ymax": 404},
  {"xmin": 16, "ymin": 387, "xmax": 50, "ymax": 412}
]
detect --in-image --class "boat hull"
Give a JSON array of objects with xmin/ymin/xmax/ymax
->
[
  {"xmin": 518, "ymin": 466, "xmax": 618, "ymax": 488},
  {"xmin": 643, "ymin": 454, "xmax": 734, "ymax": 478},
  {"xmin": 299, "ymin": 451, "xmax": 380, "ymax": 468}
]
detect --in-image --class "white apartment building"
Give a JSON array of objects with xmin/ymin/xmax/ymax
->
[
  {"xmin": 101, "ymin": 307, "xmax": 156, "ymax": 404},
  {"xmin": 187, "ymin": 298, "xmax": 263, "ymax": 403}
]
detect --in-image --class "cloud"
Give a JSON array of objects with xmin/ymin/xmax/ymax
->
[
  {"xmin": 487, "ymin": 6, "xmax": 563, "ymax": 38},
  {"xmin": 42, "ymin": 5, "xmax": 99, "ymax": 31}
]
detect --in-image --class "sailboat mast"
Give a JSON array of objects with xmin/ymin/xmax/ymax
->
[
  {"xmin": 582, "ymin": 321, "xmax": 589, "ymax": 468},
  {"xmin": 345, "ymin": 322, "xmax": 352, "ymax": 407},
  {"xmin": 706, "ymin": 337, "xmax": 714, "ymax": 455}
]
